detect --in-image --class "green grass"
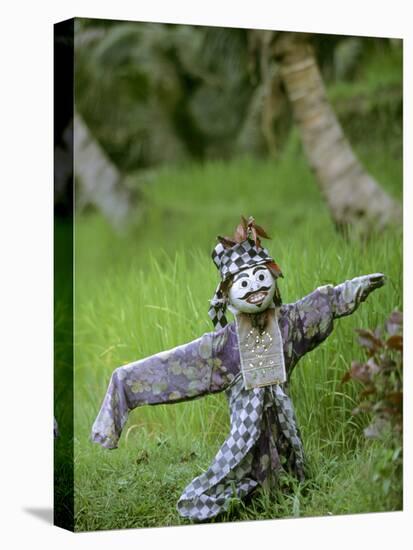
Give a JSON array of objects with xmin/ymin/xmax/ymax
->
[{"xmin": 69, "ymin": 144, "xmax": 402, "ymax": 531}]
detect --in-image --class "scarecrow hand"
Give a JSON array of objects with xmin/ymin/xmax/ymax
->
[
  {"xmin": 357, "ymin": 273, "xmax": 386, "ymax": 300},
  {"xmin": 332, "ymin": 273, "xmax": 386, "ymax": 318},
  {"xmin": 367, "ymin": 273, "xmax": 386, "ymax": 289}
]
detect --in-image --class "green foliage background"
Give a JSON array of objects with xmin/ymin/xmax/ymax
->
[
  {"xmin": 74, "ymin": 19, "xmax": 402, "ymax": 172},
  {"xmin": 60, "ymin": 22, "xmax": 403, "ymax": 531}
]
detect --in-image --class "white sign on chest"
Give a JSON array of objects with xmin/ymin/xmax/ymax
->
[{"xmin": 235, "ymin": 309, "xmax": 287, "ymax": 390}]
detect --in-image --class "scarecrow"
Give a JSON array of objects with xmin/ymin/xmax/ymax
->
[{"xmin": 91, "ymin": 216, "xmax": 385, "ymax": 521}]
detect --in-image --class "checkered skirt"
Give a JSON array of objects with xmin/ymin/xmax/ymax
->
[{"xmin": 177, "ymin": 376, "xmax": 305, "ymax": 520}]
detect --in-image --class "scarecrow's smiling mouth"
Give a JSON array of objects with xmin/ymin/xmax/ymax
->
[{"xmin": 245, "ymin": 290, "xmax": 268, "ymax": 305}]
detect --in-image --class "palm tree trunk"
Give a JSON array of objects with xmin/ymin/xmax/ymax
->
[
  {"xmin": 74, "ymin": 112, "xmax": 134, "ymax": 230},
  {"xmin": 274, "ymin": 33, "xmax": 401, "ymax": 235}
]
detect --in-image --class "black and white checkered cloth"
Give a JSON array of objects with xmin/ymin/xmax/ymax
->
[
  {"xmin": 212, "ymin": 240, "xmax": 274, "ymax": 281},
  {"xmin": 271, "ymin": 385, "xmax": 305, "ymax": 478},
  {"xmin": 177, "ymin": 376, "xmax": 305, "ymax": 520},
  {"xmin": 208, "ymin": 239, "xmax": 274, "ymax": 330},
  {"xmin": 177, "ymin": 376, "xmax": 262, "ymax": 519},
  {"xmin": 208, "ymin": 283, "xmax": 229, "ymax": 330}
]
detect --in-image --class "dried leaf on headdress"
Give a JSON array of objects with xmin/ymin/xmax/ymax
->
[
  {"xmin": 267, "ymin": 261, "xmax": 284, "ymax": 278},
  {"xmin": 254, "ymin": 223, "xmax": 271, "ymax": 239},
  {"xmin": 244, "ymin": 216, "xmax": 272, "ymax": 248},
  {"xmin": 217, "ymin": 235, "xmax": 236, "ymax": 249},
  {"xmin": 234, "ymin": 218, "xmax": 248, "ymax": 243},
  {"xmin": 222, "ymin": 216, "xmax": 273, "ymax": 248}
]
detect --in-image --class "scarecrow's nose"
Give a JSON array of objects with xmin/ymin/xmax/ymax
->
[{"xmin": 251, "ymin": 280, "xmax": 260, "ymax": 291}]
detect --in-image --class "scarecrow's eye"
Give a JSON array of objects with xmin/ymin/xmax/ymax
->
[
  {"xmin": 241, "ymin": 280, "xmax": 248, "ymax": 288},
  {"xmin": 258, "ymin": 273, "xmax": 265, "ymax": 281}
]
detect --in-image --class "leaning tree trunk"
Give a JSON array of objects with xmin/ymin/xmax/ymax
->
[
  {"xmin": 74, "ymin": 111, "xmax": 134, "ymax": 230},
  {"xmin": 274, "ymin": 33, "xmax": 402, "ymax": 235}
]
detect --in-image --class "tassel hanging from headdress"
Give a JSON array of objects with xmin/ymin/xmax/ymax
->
[{"xmin": 208, "ymin": 283, "xmax": 228, "ymax": 330}]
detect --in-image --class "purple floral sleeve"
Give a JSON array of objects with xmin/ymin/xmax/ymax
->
[
  {"xmin": 91, "ymin": 330, "xmax": 239, "ymax": 449},
  {"xmin": 285, "ymin": 275, "xmax": 383, "ymax": 368}
]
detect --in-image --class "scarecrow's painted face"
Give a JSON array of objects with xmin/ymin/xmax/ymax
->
[{"xmin": 228, "ymin": 265, "xmax": 276, "ymax": 314}]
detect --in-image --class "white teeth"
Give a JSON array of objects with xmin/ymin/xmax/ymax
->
[{"xmin": 247, "ymin": 291, "xmax": 266, "ymax": 304}]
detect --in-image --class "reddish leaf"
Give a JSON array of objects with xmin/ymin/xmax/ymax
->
[
  {"xmin": 349, "ymin": 310, "xmax": 403, "ymax": 440},
  {"xmin": 341, "ymin": 371, "xmax": 351, "ymax": 383},
  {"xmin": 233, "ymin": 216, "xmax": 271, "ymax": 247},
  {"xmin": 234, "ymin": 223, "xmax": 247, "ymax": 243},
  {"xmin": 349, "ymin": 361, "xmax": 372, "ymax": 384},
  {"xmin": 349, "ymin": 358, "xmax": 379, "ymax": 384},
  {"xmin": 386, "ymin": 335, "xmax": 403, "ymax": 352},
  {"xmin": 356, "ymin": 329, "xmax": 382, "ymax": 354},
  {"xmin": 267, "ymin": 261, "xmax": 284, "ymax": 278},
  {"xmin": 254, "ymin": 223, "xmax": 271, "ymax": 239},
  {"xmin": 386, "ymin": 392, "xmax": 403, "ymax": 405}
]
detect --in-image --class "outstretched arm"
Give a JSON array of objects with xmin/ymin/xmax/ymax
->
[
  {"xmin": 287, "ymin": 273, "xmax": 385, "ymax": 366},
  {"xmin": 331, "ymin": 273, "xmax": 385, "ymax": 318},
  {"xmin": 91, "ymin": 326, "xmax": 237, "ymax": 449}
]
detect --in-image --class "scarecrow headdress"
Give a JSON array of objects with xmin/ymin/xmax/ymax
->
[{"xmin": 208, "ymin": 216, "xmax": 283, "ymax": 330}]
